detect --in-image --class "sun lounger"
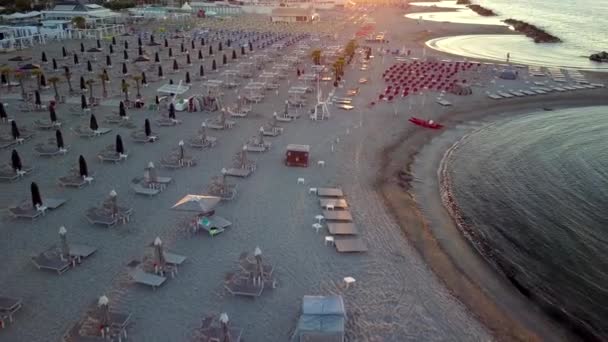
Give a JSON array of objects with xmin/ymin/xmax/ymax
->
[
  {"xmin": 200, "ymin": 326, "xmax": 243, "ymax": 342},
  {"xmin": 130, "ymin": 130, "xmax": 158, "ymax": 143},
  {"xmin": 262, "ymin": 126, "xmax": 283, "ymax": 137},
  {"xmin": 72, "ymin": 126, "xmax": 111, "ymax": 138},
  {"xmin": 225, "ymin": 277, "xmax": 264, "ymax": 297},
  {"xmin": 336, "ymin": 104, "xmax": 355, "ymax": 110},
  {"xmin": 0, "ymin": 296, "xmax": 21, "ymax": 326},
  {"xmin": 496, "ymin": 91, "xmax": 514, "ymax": 98},
  {"xmin": 8, "ymin": 206, "xmax": 42, "ymax": 220},
  {"xmin": 85, "ymin": 208, "xmax": 118, "ymax": 227},
  {"xmin": 159, "ymin": 155, "xmax": 197, "ymax": 168},
  {"xmin": 317, "ymin": 188, "xmax": 344, "ymax": 197},
  {"xmin": 320, "ymin": 198, "xmax": 348, "ymax": 209},
  {"xmin": 164, "ymin": 252, "xmax": 187, "ymax": 267},
  {"xmin": 196, "ymin": 215, "xmax": 232, "ymax": 235},
  {"xmin": 69, "ymin": 244, "xmax": 97, "ymax": 260},
  {"xmin": 274, "ymin": 115, "xmax": 292, "ymax": 122},
  {"xmin": 224, "ymin": 168, "xmax": 252, "ymax": 178},
  {"xmin": 34, "ymin": 143, "xmax": 69, "ymax": 156},
  {"xmin": 323, "ymin": 210, "xmax": 353, "ymax": 222},
  {"xmin": 131, "ymin": 179, "xmax": 160, "ymax": 196},
  {"xmin": 0, "ymin": 165, "xmax": 33, "ymax": 181},
  {"xmin": 521, "ymin": 90, "xmax": 537, "ymax": 96},
  {"xmin": 188, "ymin": 136, "xmax": 217, "ymax": 148},
  {"xmin": 508, "ymin": 90, "xmax": 525, "ymax": 97},
  {"xmin": 205, "ymin": 120, "xmax": 236, "ymax": 130},
  {"xmin": 130, "ymin": 268, "xmax": 166, "ymax": 290},
  {"xmin": 437, "ymin": 99, "xmax": 452, "ymax": 106},
  {"xmin": 155, "ymin": 117, "xmax": 181, "ymax": 126},
  {"xmin": 553, "ymin": 87, "xmax": 567, "ymax": 92},
  {"xmin": 244, "ymin": 142, "xmax": 271, "ymax": 152},
  {"xmin": 31, "ymin": 251, "xmax": 72, "ymax": 274},
  {"xmin": 327, "ymin": 222, "xmax": 359, "ymax": 235},
  {"xmin": 334, "ymin": 237, "xmax": 368, "ymax": 253},
  {"xmin": 58, "ymin": 174, "xmax": 92, "ymax": 188},
  {"xmin": 34, "ymin": 119, "xmax": 61, "ymax": 130},
  {"xmin": 97, "ymin": 149, "xmax": 128, "ymax": 163},
  {"xmin": 0, "ymin": 137, "xmax": 16, "ymax": 149}
]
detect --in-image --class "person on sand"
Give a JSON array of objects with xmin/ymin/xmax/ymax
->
[{"xmin": 507, "ymin": 52, "xmax": 510, "ymax": 62}]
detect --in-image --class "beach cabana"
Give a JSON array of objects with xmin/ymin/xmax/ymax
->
[{"xmin": 291, "ymin": 295, "xmax": 346, "ymax": 342}]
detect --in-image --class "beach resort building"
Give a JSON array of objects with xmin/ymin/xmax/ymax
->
[
  {"xmin": 270, "ymin": 7, "xmax": 318, "ymax": 23},
  {"xmin": 42, "ymin": 0, "xmax": 121, "ymax": 24}
]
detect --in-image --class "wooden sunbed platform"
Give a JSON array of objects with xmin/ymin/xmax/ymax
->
[
  {"xmin": 327, "ymin": 222, "xmax": 358, "ymax": 235},
  {"xmin": 129, "ymin": 268, "xmax": 166, "ymax": 290},
  {"xmin": 317, "ymin": 188, "xmax": 344, "ymax": 198},
  {"xmin": 31, "ymin": 252, "xmax": 72, "ymax": 274},
  {"xmin": 225, "ymin": 278, "xmax": 264, "ymax": 297},
  {"xmin": 323, "ymin": 210, "xmax": 353, "ymax": 222},
  {"xmin": 224, "ymin": 168, "xmax": 252, "ymax": 177},
  {"xmin": 320, "ymin": 198, "xmax": 348, "ymax": 209},
  {"xmin": 334, "ymin": 237, "xmax": 368, "ymax": 253}
]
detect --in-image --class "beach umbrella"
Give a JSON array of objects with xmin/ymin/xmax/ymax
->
[
  {"xmin": 201, "ymin": 37, "xmax": 205, "ymax": 46},
  {"xmin": 11, "ymin": 121, "xmax": 20, "ymax": 140},
  {"xmin": 115, "ymin": 135, "xmax": 124, "ymax": 155},
  {"xmin": 80, "ymin": 42, "xmax": 84, "ymax": 53},
  {"xmin": 153, "ymin": 237, "xmax": 166, "ymax": 273},
  {"xmin": 168, "ymin": 47, "xmax": 173, "ymax": 58},
  {"xmin": 11, "ymin": 149, "xmax": 22, "ymax": 172},
  {"xmin": 62, "ymin": 46, "xmax": 67, "ymax": 58},
  {"xmin": 145, "ymin": 119, "xmax": 151, "ymax": 137},
  {"xmin": 124, "ymin": 40, "xmax": 128, "ymax": 50},
  {"xmin": 180, "ymin": 42, "xmax": 184, "ymax": 53},
  {"xmin": 169, "ymin": 103, "xmax": 176, "ymax": 119},
  {"xmin": 73, "ymin": 54, "xmax": 79, "ymax": 65},
  {"xmin": 98, "ymin": 295, "xmax": 111, "ymax": 336},
  {"xmin": 218, "ymin": 42, "xmax": 223, "ymax": 51},
  {"xmin": 173, "ymin": 59, "xmax": 178, "ymax": 71},
  {"xmin": 241, "ymin": 46, "xmax": 245, "ymax": 55},
  {"xmin": 232, "ymin": 50, "xmax": 237, "ymax": 60},
  {"xmin": 154, "ymin": 52, "xmax": 159, "ymax": 63},
  {"xmin": 147, "ymin": 161, "xmax": 157, "ymax": 182},
  {"xmin": 89, "ymin": 114, "xmax": 99, "ymax": 131},
  {"xmin": 119, "ymin": 101, "xmax": 127, "ymax": 118},
  {"xmin": 141, "ymin": 72, "xmax": 147, "ymax": 85},
  {"xmin": 227, "ymin": 39, "xmax": 231, "ymax": 47},
  {"xmin": 123, "ymin": 50, "xmax": 129, "ymax": 61},
  {"xmin": 80, "ymin": 76, "xmax": 86, "ymax": 90},
  {"xmin": 41, "ymin": 51, "xmax": 47, "ymax": 63},
  {"xmin": 164, "ymin": 38, "xmax": 168, "ymax": 48},
  {"xmin": 52, "ymin": 58, "xmax": 57, "ymax": 70},
  {"xmin": 200, "ymin": 122, "xmax": 207, "ymax": 139},
  {"xmin": 79, "ymin": 155, "xmax": 88, "ymax": 178},
  {"xmin": 122, "ymin": 63, "xmax": 128, "ymax": 75},
  {"xmin": 59, "ymin": 226, "xmax": 69, "ymax": 260},
  {"xmin": 49, "ymin": 105, "xmax": 57, "ymax": 123},
  {"xmin": 169, "ymin": 79, "xmax": 174, "ymax": 85},
  {"xmin": 97, "ymin": 39, "xmax": 101, "ymax": 49},
  {"xmin": 249, "ymin": 41, "xmax": 253, "ymax": 51},
  {"xmin": 87, "ymin": 60, "xmax": 92, "ymax": 72},
  {"xmin": 284, "ymin": 100, "xmax": 289, "ymax": 117},
  {"xmin": 106, "ymin": 55, "xmax": 112, "ymax": 67},
  {"xmin": 55, "ymin": 129, "xmax": 64, "ymax": 149},
  {"xmin": 34, "ymin": 91, "xmax": 41, "ymax": 106},
  {"xmin": 158, "ymin": 65, "xmax": 163, "ymax": 78},
  {"xmin": 191, "ymin": 40, "xmax": 195, "ymax": 50},
  {"xmin": 138, "ymin": 36, "xmax": 142, "ymax": 47},
  {"xmin": 185, "ymin": 72, "xmax": 191, "ymax": 84},
  {"xmin": 186, "ymin": 53, "xmax": 191, "ymax": 65},
  {"xmin": 258, "ymin": 126, "xmax": 264, "ymax": 145},
  {"xmin": 40, "ymin": 73, "xmax": 47, "ymax": 87},
  {"xmin": 112, "ymin": 36, "xmax": 116, "ymax": 45},
  {"xmin": 212, "ymin": 59, "xmax": 216, "ymax": 71},
  {"xmin": 0, "ymin": 103, "xmax": 6, "ymax": 121},
  {"xmin": 199, "ymin": 65, "xmax": 205, "ymax": 77},
  {"xmin": 150, "ymin": 34, "xmax": 155, "ymax": 44},
  {"xmin": 254, "ymin": 246, "xmax": 263, "ymax": 279},
  {"xmin": 219, "ymin": 313, "xmax": 231, "ymax": 342},
  {"xmin": 171, "ymin": 194, "xmax": 221, "ymax": 212},
  {"xmin": 109, "ymin": 44, "xmax": 114, "ymax": 54},
  {"xmin": 178, "ymin": 140, "xmax": 184, "ymax": 160},
  {"xmin": 155, "ymin": 96, "xmax": 160, "ymax": 105},
  {"xmin": 81, "ymin": 94, "xmax": 88, "ymax": 109},
  {"xmin": 222, "ymin": 54, "xmax": 227, "ymax": 65},
  {"xmin": 198, "ymin": 49, "xmax": 203, "ymax": 60},
  {"xmin": 138, "ymin": 46, "xmax": 143, "ymax": 56},
  {"xmin": 31, "ymin": 182, "xmax": 42, "ymax": 208},
  {"xmin": 209, "ymin": 45, "xmax": 213, "ymax": 56}
]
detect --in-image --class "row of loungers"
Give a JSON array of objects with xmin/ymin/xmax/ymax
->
[
  {"xmin": 316, "ymin": 187, "xmax": 368, "ymax": 253},
  {"xmin": 487, "ymin": 83, "xmax": 605, "ymax": 100}
]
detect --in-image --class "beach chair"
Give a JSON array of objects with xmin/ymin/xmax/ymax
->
[
  {"xmin": 97, "ymin": 148, "xmax": 128, "ymax": 163},
  {"xmin": 8, "ymin": 206, "xmax": 42, "ymax": 220},
  {"xmin": 155, "ymin": 117, "xmax": 181, "ymax": 127},
  {"xmin": 334, "ymin": 237, "xmax": 368, "ymax": 253},
  {"xmin": 205, "ymin": 119, "xmax": 236, "ymax": 130},
  {"xmin": 58, "ymin": 173, "xmax": 92, "ymax": 188},
  {"xmin": 0, "ymin": 135, "xmax": 16, "ymax": 149},
  {"xmin": 34, "ymin": 119, "xmax": 61, "ymax": 130},
  {"xmin": 31, "ymin": 250, "xmax": 72, "ymax": 274},
  {"xmin": 224, "ymin": 168, "xmax": 252, "ymax": 178},
  {"xmin": 0, "ymin": 165, "xmax": 33, "ymax": 181},
  {"xmin": 188, "ymin": 135, "xmax": 217, "ymax": 149},
  {"xmin": 85, "ymin": 208, "xmax": 118, "ymax": 227},
  {"xmin": 131, "ymin": 130, "xmax": 158, "ymax": 143},
  {"xmin": 131, "ymin": 178, "xmax": 160, "ymax": 196},
  {"xmin": 0, "ymin": 296, "xmax": 22, "ymax": 327},
  {"xmin": 34, "ymin": 143, "xmax": 69, "ymax": 157},
  {"xmin": 72, "ymin": 126, "xmax": 96, "ymax": 138},
  {"xmin": 159, "ymin": 154, "xmax": 196, "ymax": 169},
  {"xmin": 224, "ymin": 275, "xmax": 264, "ymax": 297},
  {"xmin": 129, "ymin": 267, "xmax": 166, "ymax": 290}
]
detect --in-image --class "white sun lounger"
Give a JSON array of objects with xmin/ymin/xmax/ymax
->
[
  {"xmin": 436, "ymin": 99, "xmax": 452, "ymax": 106},
  {"xmin": 130, "ymin": 268, "xmax": 166, "ymax": 290},
  {"xmin": 496, "ymin": 91, "xmax": 514, "ymax": 98},
  {"xmin": 487, "ymin": 94, "xmax": 502, "ymax": 100}
]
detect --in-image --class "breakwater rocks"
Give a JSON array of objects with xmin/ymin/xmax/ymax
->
[
  {"xmin": 503, "ymin": 19, "xmax": 561, "ymax": 43},
  {"xmin": 467, "ymin": 4, "xmax": 497, "ymax": 16},
  {"xmin": 589, "ymin": 51, "xmax": 608, "ymax": 63}
]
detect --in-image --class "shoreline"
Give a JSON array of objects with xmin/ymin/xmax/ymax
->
[{"xmin": 377, "ymin": 92, "xmax": 608, "ymax": 341}]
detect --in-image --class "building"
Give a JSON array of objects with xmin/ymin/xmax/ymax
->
[
  {"xmin": 270, "ymin": 7, "xmax": 318, "ymax": 23},
  {"xmin": 42, "ymin": 0, "xmax": 121, "ymax": 23}
]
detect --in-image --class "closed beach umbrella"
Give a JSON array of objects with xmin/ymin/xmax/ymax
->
[
  {"xmin": 168, "ymin": 47, "xmax": 173, "ymax": 58},
  {"xmin": 173, "ymin": 59, "xmax": 178, "ymax": 71},
  {"xmin": 158, "ymin": 65, "xmax": 163, "ymax": 78},
  {"xmin": 254, "ymin": 246, "xmax": 263, "ymax": 279},
  {"xmin": 284, "ymin": 100, "xmax": 288, "ymax": 117},
  {"xmin": 123, "ymin": 50, "xmax": 128, "ymax": 61},
  {"xmin": 198, "ymin": 49, "xmax": 203, "ymax": 60},
  {"xmin": 212, "ymin": 59, "xmax": 216, "ymax": 71},
  {"xmin": 80, "ymin": 42, "xmax": 84, "ymax": 53},
  {"xmin": 11, "ymin": 149, "xmax": 22, "ymax": 172},
  {"xmin": 59, "ymin": 226, "xmax": 69, "ymax": 260},
  {"xmin": 0, "ymin": 103, "xmax": 7, "ymax": 120},
  {"xmin": 201, "ymin": 37, "xmax": 205, "ymax": 46},
  {"xmin": 40, "ymin": 73, "xmax": 46, "ymax": 87},
  {"xmin": 31, "ymin": 182, "xmax": 42, "ymax": 208},
  {"xmin": 180, "ymin": 42, "xmax": 184, "ymax": 53},
  {"xmin": 219, "ymin": 42, "xmax": 223, "ymax": 51},
  {"xmin": 241, "ymin": 46, "xmax": 245, "ymax": 55},
  {"xmin": 199, "ymin": 65, "xmax": 205, "ymax": 77},
  {"xmin": 79, "ymin": 155, "xmax": 88, "ymax": 178},
  {"xmin": 169, "ymin": 79, "xmax": 174, "ymax": 85},
  {"xmin": 222, "ymin": 54, "xmax": 227, "ymax": 65},
  {"xmin": 153, "ymin": 237, "xmax": 166, "ymax": 272},
  {"xmin": 150, "ymin": 34, "xmax": 155, "ymax": 44},
  {"xmin": 119, "ymin": 101, "xmax": 126, "ymax": 118},
  {"xmin": 155, "ymin": 96, "xmax": 160, "ymax": 105},
  {"xmin": 178, "ymin": 140, "xmax": 184, "ymax": 160},
  {"xmin": 41, "ymin": 51, "xmax": 47, "ymax": 63},
  {"xmin": 98, "ymin": 295, "xmax": 111, "ymax": 336},
  {"xmin": 112, "ymin": 36, "xmax": 116, "ymax": 45},
  {"xmin": 49, "ymin": 106, "xmax": 57, "ymax": 123},
  {"xmin": 106, "ymin": 55, "xmax": 112, "ymax": 67},
  {"xmin": 232, "ymin": 50, "xmax": 237, "ymax": 60},
  {"xmin": 55, "ymin": 129, "xmax": 64, "ymax": 149},
  {"xmin": 191, "ymin": 40, "xmax": 195, "ymax": 50},
  {"xmin": 89, "ymin": 114, "xmax": 99, "ymax": 131},
  {"xmin": 249, "ymin": 41, "xmax": 253, "ymax": 51},
  {"xmin": 124, "ymin": 40, "xmax": 128, "ymax": 50},
  {"xmin": 115, "ymin": 135, "xmax": 124, "ymax": 155},
  {"xmin": 73, "ymin": 53, "xmax": 79, "ymax": 65},
  {"xmin": 97, "ymin": 39, "xmax": 101, "ymax": 49},
  {"xmin": 62, "ymin": 46, "xmax": 67, "ymax": 58},
  {"xmin": 185, "ymin": 71, "xmax": 191, "ymax": 84},
  {"xmin": 186, "ymin": 53, "xmax": 191, "ymax": 65},
  {"xmin": 164, "ymin": 38, "xmax": 168, "ymax": 48},
  {"xmin": 219, "ymin": 313, "xmax": 231, "ymax": 342},
  {"xmin": 209, "ymin": 45, "xmax": 213, "ymax": 56},
  {"xmin": 138, "ymin": 46, "xmax": 143, "ymax": 56},
  {"xmin": 80, "ymin": 76, "xmax": 86, "ymax": 90},
  {"xmin": 34, "ymin": 91, "xmax": 41, "ymax": 106},
  {"xmin": 145, "ymin": 119, "xmax": 151, "ymax": 137},
  {"xmin": 142, "ymin": 72, "xmax": 147, "ymax": 85},
  {"xmin": 81, "ymin": 94, "xmax": 88, "ymax": 109},
  {"xmin": 138, "ymin": 36, "xmax": 142, "ymax": 46},
  {"xmin": 154, "ymin": 52, "xmax": 159, "ymax": 63},
  {"xmin": 87, "ymin": 60, "xmax": 92, "ymax": 72},
  {"xmin": 258, "ymin": 126, "xmax": 264, "ymax": 145},
  {"xmin": 122, "ymin": 63, "xmax": 128, "ymax": 75},
  {"xmin": 200, "ymin": 122, "xmax": 207, "ymax": 139},
  {"xmin": 52, "ymin": 58, "xmax": 57, "ymax": 70},
  {"xmin": 227, "ymin": 39, "xmax": 231, "ymax": 47},
  {"xmin": 109, "ymin": 44, "xmax": 114, "ymax": 54},
  {"xmin": 11, "ymin": 120, "xmax": 20, "ymax": 140},
  {"xmin": 169, "ymin": 103, "xmax": 175, "ymax": 119},
  {"xmin": 147, "ymin": 161, "xmax": 157, "ymax": 182}
]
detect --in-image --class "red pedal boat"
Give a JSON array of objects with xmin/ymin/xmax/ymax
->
[{"xmin": 409, "ymin": 117, "xmax": 443, "ymax": 129}]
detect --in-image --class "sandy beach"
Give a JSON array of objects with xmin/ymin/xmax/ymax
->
[{"xmin": 0, "ymin": 4, "xmax": 606, "ymax": 342}]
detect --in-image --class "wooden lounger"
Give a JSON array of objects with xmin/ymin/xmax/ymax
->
[
  {"xmin": 224, "ymin": 168, "xmax": 252, "ymax": 178},
  {"xmin": 320, "ymin": 198, "xmax": 348, "ymax": 209},
  {"xmin": 69, "ymin": 244, "xmax": 97, "ymax": 259},
  {"xmin": 34, "ymin": 144, "xmax": 69, "ymax": 156},
  {"xmin": 58, "ymin": 174, "xmax": 89, "ymax": 188},
  {"xmin": 31, "ymin": 252, "xmax": 72, "ymax": 274},
  {"xmin": 85, "ymin": 208, "xmax": 117, "ymax": 227},
  {"xmin": 188, "ymin": 136, "xmax": 217, "ymax": 148},
  {"xmin": 334, "ymin": 237, "xmax": 368, "ymax": 253},
  {"xmin": 0, "ymin": 296, "xmax": 22, "ymax": 324},
  {"xmin": 8, "ymin": 206, "xmax": 42, "ymax": 220},
  {"xmin": 225, "ymin": 279, "xmax": 264, "ymax": 297},
  {"xmin": 317, "ymin": 188, "xmax": 344, "ymax": 197},
  {"xmin": 323, "ymin": 210, "xmax": 353, "ymax": 222},
  {"xmin": 131, "ymin": 181, "xmax": 160, "ymax": 196},
  {"xmin": 130, "ymin": 268, "xmax": 166, "ymax": 290},
  {"xmin": 327, "ymin": 222, "xmax": 358, "ymax": 235}
]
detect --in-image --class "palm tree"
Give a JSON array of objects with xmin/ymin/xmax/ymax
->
[
  {"xmin": 311, "ymin": 49, "xmax": 322, "ymax": 65},
  {"xmin": 48, "ymin": 76, "xmax": 61, "ymax": 100},
  {"xmin": 98, "ymin": 73, "xmax": 108, "ymax": 98},
  {"xmin": 85, "ymin": 79, "xmax": 95, "ymax": 104},
  {"xmin": 63, "ymin": 67, "xmax": 73, "ymax": 93},
  {"xmin": 0, "ymin": 66, "xmax": 12, "ymax": 92},
  {"xmin": 131, "ymin": 75, "xmax": 142, "ymax": 98},
  {"xmin": 121, "ymin": 80, "xmax": 130, "ymax": 102}
]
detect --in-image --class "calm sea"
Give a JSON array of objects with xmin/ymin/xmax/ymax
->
[{"xmin": 446, "ymin": 106, "xmax": 608, "ymax": 340}]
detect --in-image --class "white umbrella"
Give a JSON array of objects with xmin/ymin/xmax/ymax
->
[
  {"xmin": 171, "ymin": 194, "xmax": 221, "ymax": 212},
  {"xmin": 59, "ymin": 226, "xmax": 69, "ymax": 260}
]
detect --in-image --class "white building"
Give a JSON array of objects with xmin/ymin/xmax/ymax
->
[
  {"xmin": 42, "ymin": 0, "xmax": 121, "ymax": 24},
  {"xmin": 270, "ymin": 7, "xmax": 318, "ymax": 23}
]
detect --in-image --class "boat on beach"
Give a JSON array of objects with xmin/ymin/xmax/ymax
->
[{"xmin": 409, "ymin": 117, "xmax": 443, "ymax": 129}]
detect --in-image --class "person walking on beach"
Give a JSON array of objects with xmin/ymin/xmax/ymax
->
[{"xmin": 507, "ymin": 52, "xmax": 510, "ymax": 63}]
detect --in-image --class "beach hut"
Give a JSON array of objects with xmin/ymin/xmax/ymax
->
[
  {"xmin": 285, "ymin": 144, "xmax": 310, "ymax": 167},
  {"xmin": 291, "ymin": 295, "xmax": 346, "ymax": 342}
]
